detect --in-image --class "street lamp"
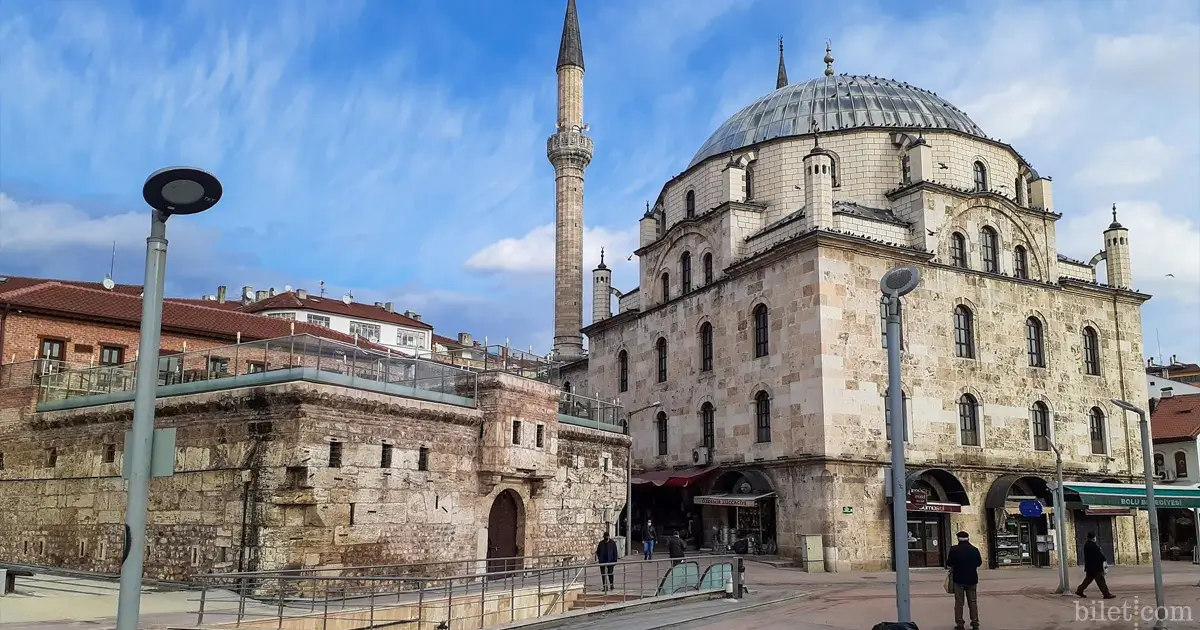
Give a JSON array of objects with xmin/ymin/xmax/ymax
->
[
  {"xmin": 1111, "ymin": 398, "xmax": 1166, "ymax": 628},
  {"xmin": 879, "ymin": 265, "xmax": 920, "ymax": 623},
  {"xmin": 115, "ymin": 167, "xmax": 222, "ymax": 630},
  {"xmin": 1044, "ymin": 438, "xmax": 1070, "ymax": 595},
  {"xmin": 623, "ymin": 401, "xmax": 661, "ymax": 556}
]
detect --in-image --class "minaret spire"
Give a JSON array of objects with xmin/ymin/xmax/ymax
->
[
  {"xmin": 557, "ymin": 0, "xmax": 584, "ymax": 71},
  {"xmin": 547, "ymin": 0, "xmax": 592, "ymax": 361},
  {"xmin": 776, "ymin": 37, "xmax": 788, "ymax": 89},
  {"xmin": 824, "ymin": 41, "xmax": 835, "ymax": 76}
]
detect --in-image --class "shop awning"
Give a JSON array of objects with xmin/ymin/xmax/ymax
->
[
  {"xmin": 692, "ymin": 492, "xmax": 776, "ymax": 507},
  {"xmin": 632, "ymin": 466, "xmax": 714, "ymax": 487},
  {"xmin": 1058, "ymin": 482, "xmax": 1200, "ymax": 509}
]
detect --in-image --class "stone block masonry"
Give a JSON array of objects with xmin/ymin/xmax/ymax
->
[{"xmin": 0, "ymin": 372, "xmax": 629, "ymax": 580}]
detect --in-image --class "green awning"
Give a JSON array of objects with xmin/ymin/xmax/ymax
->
[{"xmin": 1060, "ymin": 482, "xmax": 1200, "ymax": 509}]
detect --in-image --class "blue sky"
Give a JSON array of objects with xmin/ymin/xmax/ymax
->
[{"xmin": 1, "ymin": 0, "xmax": 1198, "ymax": 361}]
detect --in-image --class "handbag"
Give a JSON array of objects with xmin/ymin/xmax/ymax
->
[{"xmin": 944, "ymin": 569, "xmax": 955, "ymax": 594}]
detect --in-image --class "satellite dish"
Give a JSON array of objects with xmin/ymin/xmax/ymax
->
[
  {"xmin": 243, "ymin": 287, "xmax": 254, "ymax": 300},
  {"xmin": 284, "ymin": 284, "xmax": 292, "ymax": 292},
  {"xmin": 879, "ymin": 266, "xmax": 921, "ymax": 297},
  {"xmin": 102, "ymin": 277, "xmax": 115, "ymax": 290},
  {"xmin": 342, "ymin": 294, "xmax": 353, "ymax": 305}
]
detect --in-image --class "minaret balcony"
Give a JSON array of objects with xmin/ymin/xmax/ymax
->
[{"xmin": 547, "ymin": 130, "xmax": 594, "ymax": 167}]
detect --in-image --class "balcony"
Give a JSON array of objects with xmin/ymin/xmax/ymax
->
[{"xmin": 558, "ymin": 391, "xmax": 625, "ymax": 434}]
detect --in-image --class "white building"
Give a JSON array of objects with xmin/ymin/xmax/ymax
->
[{"xmin": 1149, "ymin": 392, "xmax": 1200, "ymax": 560}]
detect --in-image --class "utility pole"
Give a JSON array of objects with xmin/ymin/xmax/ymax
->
[{"xmin": 1046, "ymin": 439, "xmax": 1070, "ymax": 594}]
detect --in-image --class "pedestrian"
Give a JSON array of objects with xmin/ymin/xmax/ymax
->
[
  {"xmin": 595, "ymin": 531, "xmax": 619, "ymax": 591},
  {"xmin": 945, "ymin": 531, "xmax": 982, "ymax": 630},
  {"xmin": 667, "ymin": 530, "xmax": 686, "ymax": 564},
  {"xmin": 642, "ymin": 519, "xmax": 657, "ymax": 560},
  {"xmin": 1075, "ymin": 532, "xmax": 1116, "ymax": 599}
]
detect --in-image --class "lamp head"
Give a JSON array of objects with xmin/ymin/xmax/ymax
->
[
  {"xmin": 879, "ymin": 266, "xmax": 921, "ymax": 298},
  {"xmin": 143, "ymin": 167, "xmax": 222, "ymax": 216},
  {"xmin": 1110, "ymin": 398, "xmax": 1144, "ymax": 415}
]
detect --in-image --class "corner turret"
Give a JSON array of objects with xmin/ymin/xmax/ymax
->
[
  {"xmin": 592, "ymin": 247, "xmax": 612, "ymax": 323},
  {"xmin": 1103, "ymin": 204, "xmax": 1133, "ymax": 289}
]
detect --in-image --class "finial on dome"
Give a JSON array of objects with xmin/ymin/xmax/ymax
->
[
  {"xmin": 597, "ymin": 247, "xmax": 608, "ymax": 269},
  {"xmin": 824, "ymin": 41, "xmax": 834, "ymax": 77},
  {"xmin": 776, "ymin": 37, "xmax": 788, "ymax": 89}
]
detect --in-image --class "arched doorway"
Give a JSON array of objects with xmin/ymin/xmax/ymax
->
[
  {"xmin": 486, "ymin": 490, "xmax": 524, "ymax": 574},
  {"xmin": 694, "ymin": 470, "xmax": 777, "ymax": 554},
  {"xmin": 897, "ymin": 468, "xmax": 970, "ymax": 569},
  {"xmin": 984, "ymin": 475, "xmax": 1053, "ymax": 568}
]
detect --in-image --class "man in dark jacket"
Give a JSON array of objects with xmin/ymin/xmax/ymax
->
[
  {"xmin": 595, "ymin": 532, "xmax": 619, "ymax": 591},
  {"xmin": 1075, "ymin": 531, "xmax": 1115, "ymax": 598},
  {"xmin": 666, "ymin": 530, "xmax": 686, "ymax": 564},
  {"xmin": 945, "ymin": 531, "xmax": 982, "ymax": 630},
  {"xmin": 642, "ymin": 520, "xmax": 657, "ymax": 560}
]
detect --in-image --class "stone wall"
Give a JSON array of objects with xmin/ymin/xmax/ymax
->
[{"xmin": 0, "ymin": 373, "xmax": 629, "ymax": 580}]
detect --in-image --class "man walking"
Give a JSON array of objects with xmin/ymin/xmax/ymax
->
[
  {"xmin": 595, "ymin": 532, "xmax": 619, "ymax": 591},
  {"xmin": 666, "ymin": 530, "xmax": 686, "ymax": 565},
  {"xmin": 642, "ymin": 520, "xmax": 657, "ymax": 560},
  {"xmin": 945, "ymin": 531, "xmax": 982, "ymax": 630},
  {"xmin": 1075, "ymin": 531, "xmax": 1116, "ymax": 599}
]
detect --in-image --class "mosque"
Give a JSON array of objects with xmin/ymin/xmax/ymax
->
[{"xmin": 546, "ymin": 1, "xmax": 1153, "ymax": 571}]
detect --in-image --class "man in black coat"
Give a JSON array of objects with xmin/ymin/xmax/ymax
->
[
  {"xmin": 666, "ymin": 530, "xmax": 686, "ymax": 564},
  {"xmin": 595, "ymin": 532, "xmax": 620, "ymax": 591},
  {"xmin": 1075, "ymin": 531, "xmax": 1115, "ymax": 598},
  {"xmin": 945, "ymin": 531, "xmax": 982, "ymax": 630}
]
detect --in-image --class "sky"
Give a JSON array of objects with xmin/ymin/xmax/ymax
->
[{"xmin": 1, "ymin": 0, "xmax": 1198, "ymax": 361}]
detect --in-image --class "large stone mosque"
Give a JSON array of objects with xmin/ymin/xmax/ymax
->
[{"xmin": 547, "ymin": 1, "xmax": 1153, "ymax": 571}]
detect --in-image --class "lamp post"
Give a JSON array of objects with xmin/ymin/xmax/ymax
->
[
  {"xmin": 115, "ymin": 167, "xmax": 222, "ymax": 630},
  {"xmin": 1110, "ymin": 398, "xmax": 1166, "ymax": 629},
  {"xmin": 879, "ymin": 265, "xmax": 921, "ymax": 623},
  {"xmin": 623, "ymin": 401, "xmax": 662, "ymax": 556},
  {"xmin": 1045, "ymin": 439, "xmax": 1070, "ymax": 594}
]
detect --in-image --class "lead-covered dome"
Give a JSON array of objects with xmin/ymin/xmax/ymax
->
[{"xmin": 688, "ymin": 75, "xmax": 986, "ymax": 168}]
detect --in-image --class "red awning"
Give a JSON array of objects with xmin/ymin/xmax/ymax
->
[{"xmin": 632, "ymin": 466, "xmax": 715, "ymax": 487}]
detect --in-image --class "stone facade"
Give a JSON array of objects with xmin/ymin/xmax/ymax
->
[
  {"xmin": 0, "ymin": 372, "xmax": 629, "ymax": 580},
  {"xmin": 574, "ymin": 73, "xmax": 1153, "ymax": 571}
]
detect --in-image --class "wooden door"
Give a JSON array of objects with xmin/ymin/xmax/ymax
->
[{"xmin": 487, "ymin": 490, "xmax": 521, "ymax": 575}]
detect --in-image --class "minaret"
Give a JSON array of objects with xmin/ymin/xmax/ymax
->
[
  {"xmin": 776, "ymin": 38, "xmax": 788, "ymax": 89},
  {"xmin": 547, "ymin": 0, "xmax": 592, "ymax": 360},
  {"xmin": 1103, "ymin": 204, "xmax": 1133, "ymax": 289},
  {"xmin": 592, "ymin": 247, "xmax": 612, "ymax": 323}
]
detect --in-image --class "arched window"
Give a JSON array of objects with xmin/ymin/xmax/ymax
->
[
  {"xmin": 1031, "ymin": 401, "xmax": 1051, "ymax": 451},
  {"xmin": 1082, "ymin": 327, "xmax": 1101, "ymax": 376},
  {"xmin": 685, "ymin": 190, "xmax": 696, "ymax": 218},
  {"xmin": 954, "ymin": 305, "xmax": 975, "ymax": 359},
  {"xmin": 973, "ymin": 161, "xmax": 987, "ymax": 192},
  {"xmin": 883, "ymin": 389, "xmax": 909, "ymax": 442},
  {"xmin": 1088, "ymin": 407, "xmax": 1106, "ymax": 454},
  {"xmin": 950, "ymin": 232, "xmax": 968, "ymax": 268},
  {"xmin": 617, "ymin": 350, "xmax": 628, "ymax": 392},
  {"xmin": 1154, "ymin": 452, "xmax": 1165, "ymax": 472},
  {"xmin": 753, "ymin": 304, "xmax": 769, "ymax": 357},
  {"xmin": 901, "ymin": 154, "xmax": 911, "ymax": 184},
  {"xmin": 980, "ymin": 226, "xmax": 999, "ymax": 273},
  {"xmin": 745, "ymin": 165, "xmax": 754, "ymax": 200},
  {"xmin": 700, "ymin": 403, "xmax": 715, "ymax": 450},
  {"xmin": 703, "ymin": 253, "xmax": 714, "ymax": 284},
  {"xmin": 656, "ymin": 337, "xmax": 667, "ymax": 383},
  {"xmin": 680, "ymin": 252, "xmax": 692, "ymax": 293},
  {"xmin": 1175, "ymin": 452, "xmax": 1189, "ymax": 478},
  {"xmin": 1026, "ymin": 317, "xmax": 1045, "ymax": 367},
  {"xmin": 830, "ymin": 157, "xmax": 839, "ymax": 188},
  {"xmin": 656, "ymin": 411, "xmax": 668, "ymax": 456},
  {"xmin": 660, "ymin": 272, "xmax": 670, "ymax": 302},
  {"xmin": 958, "ymin": 394, "xmax": 980, "ymax": 446},
  {"xmin": 754, "ymin": 390, "xmax": 772, "ymax": 443},
  {"xmin": 699, "ymin": 322, "xmax": 713, "ymax": 372},
  {"xmin": 562, "ymin": 381, "xmax": 572, "ymax": 393},
  {"xmin": 1013, "ymin": 245, "xmax": 1029, "ymax": 279}
]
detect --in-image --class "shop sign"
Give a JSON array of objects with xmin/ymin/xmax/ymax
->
[
  {"xmin": 905, "ymin": 501, "xmax": 961, "ymax": 513},
  {"xmin": 908, "ymin": 489, "xmax": 928, "ymax": 509},
  {"xmin": 1018, "ymin": 500, "xmax": 1044, "ymax": 518}
]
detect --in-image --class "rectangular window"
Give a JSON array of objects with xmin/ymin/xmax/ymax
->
[
  {"xmin": 418, "ymin": 446, "xmax": 429, "ymax": 471},
  {"xmin": 266, "ymin": 312, "xmax": 296, "ymax": 320},
  {"xmin": 208, "ymin": 357, "xmax": 229, "ymax": 373},
  {"xmin": 380, "ymin": 443, "xmax": 393, "ymax": 468},
  {"xmin": 102, "ymin": 444, "xmax": 116, "ymax": 463},
  {"xmin": 536, "ymin": 424, "xmax": 545, "ymax": 448},
  {"xmin": 247, "ymin": 361, "xmax": 266, "ymax": 373},
  {"xmin": 349, "ymin": 321, "xmax": 381, "ymax": 342},
  {"xmin": 328, "ymin": 441, "xmax": 343, "ymax": 468},
  {"xmin": 100, "ymin": 346, "xmax": 125, "ymax": 366},
  {"xmin": 700, "ymin": 326, "xmax": 713, "ymax": 372},
  {"xmin": 901, "ymin": 154, "xmax": 911, "ymax": 184},
  {"xmin": 45, "ymin": 447, "xmax": 58, "ymax": 468},
  {"xmin": 701, "ymin": 406, "xmax": 714, "ymax": 450},
  {"xmin": 39, "ymin": 338, "xmax": 65, "ymax": 374},
  {"xmin": 0, "ymin": 452, "xmax": 5, "ymax": 470},
  {"xmin": 349, "ymin": 503, "xmax": 356, "ymax": 525},
  {"xmin": 397, "ymin": 331, "xmax": 420, "ymax": 347},
  {"xmin": 512, "ymin": 421, "xmax": 522, "ymax": 445},
  {"xmin": 306, "ymin": 314, "xmax": 331, "ymax": 328}
]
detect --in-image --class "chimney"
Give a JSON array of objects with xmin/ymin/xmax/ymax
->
[
  {"xmin": 297, "ymin": 289, "xmax": 308, "ymax": 300},
  {"xmin": 242, "ymin": 286, "xmax": 253, "ymax": 304},
  {"xmin": 384, "ymin": 302, "xmax": 394, "ymax": 313},
  {"xmin": 217, "ymin": 285, "xmax": 227, "ymax": 303},
  {"xmin": 458, "ymin": 332, "xmax": 473, "ymax": 347},
  {"xmin": 404, "ymin": 310, "xmax": 422, "ymax": 321},
  {"xmin": 1161, "ymin": 387, "xmax": 1174, "ymax": 399},
  {"xmin": 256, "ymin": 290, "xmax": 268, "ymax": 301}
]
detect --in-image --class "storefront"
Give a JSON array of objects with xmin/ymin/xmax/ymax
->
[
  {"xmin": 1058, "ymin": 481, "xmax": 1200, "ymax": 565},
  {"xmin": 1159, "ymin": 508, "xmax": 1198, "ymax": 561},
  {"xmin": 886, "ymin": 468, "xmax": 970, "ymax": 569},
  {"xmin": 630, "ymin": 466, "xmax": 714, "ymax": 547},
  {"xmin": 984, "ymin": 475, "xmax": 1054, "ymax": 569},
  {"xmin": 692, "ymin": 470, "xmax": 778, "ymax": 555}
]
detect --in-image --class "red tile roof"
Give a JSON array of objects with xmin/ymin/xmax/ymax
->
[
  {"xmin": 0, "ymin": 280, "xmax": 387, "ymax": 350},
  {"xmin": 1151, "ymin": 393, "xmax": 1200, "ymax": 443},
  {"xmin": 239, "ymin": 292, "xmax": 432, "ymax": 330}
]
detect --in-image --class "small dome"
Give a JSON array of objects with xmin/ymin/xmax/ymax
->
[{"xmin": 688, "ymin": 75, "xmax": 987, "ymax": 168}]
